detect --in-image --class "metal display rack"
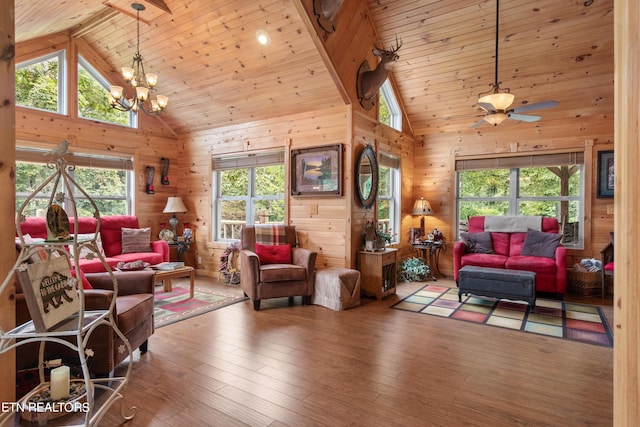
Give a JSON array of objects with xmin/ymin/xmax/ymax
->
[{"xmin": 0, "ymin": 150, "xmax": 135, "ymax": 426}]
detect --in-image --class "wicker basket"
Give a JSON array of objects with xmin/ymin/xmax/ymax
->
[{"xmin": 567, "ymin": 269, "xmax": 602, "ymax": 296}]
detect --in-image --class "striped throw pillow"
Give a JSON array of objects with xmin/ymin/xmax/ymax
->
[{"xmin": 121, "ymin": 227, "xmax": 151, "ymax": 253}]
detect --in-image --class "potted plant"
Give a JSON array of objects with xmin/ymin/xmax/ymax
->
[{"xmin": 398, "ymin": 257, "xmax": 430, "ymax": 282}]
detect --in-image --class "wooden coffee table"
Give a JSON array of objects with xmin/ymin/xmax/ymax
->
[{"xmin": 153, "ymin": 266, "xmax": 195, "ymax": 298}]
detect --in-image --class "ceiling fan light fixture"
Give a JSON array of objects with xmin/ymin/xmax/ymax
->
[
  {"xmin": 484, "ymin": 112, "xmax": 508, "ymax": 126},
  {"xmin": 479, "ymin": 90, "xmax": 514, "ymax": 111}
]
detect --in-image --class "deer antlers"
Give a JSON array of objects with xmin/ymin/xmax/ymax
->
[{"xmin": 357, "ymin": 36, "xmax": 403, "ymax": 109}]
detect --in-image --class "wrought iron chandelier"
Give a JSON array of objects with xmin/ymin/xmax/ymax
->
[{"xmin": 108, "ymin": 3, "xmax": 168, "ymax": 115}]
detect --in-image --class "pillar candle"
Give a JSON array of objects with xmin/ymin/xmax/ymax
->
[{"xmin": 49, "ymin": 365, "xmax": 70, "ymax": 400}]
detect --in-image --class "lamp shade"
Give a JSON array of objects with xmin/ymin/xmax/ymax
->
[
  {"xmin": 163, "ymin": 196, "xmax": 187, "ymax": 214},
  {"xmin": 478, "ymin": 92, "xmax": 514, "ymax": 111},
  {"xmin": 411, "ymin": 198, "xmax": 433, "ymax": 216}
]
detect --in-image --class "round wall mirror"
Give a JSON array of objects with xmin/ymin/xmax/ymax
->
[{"xmin": 355, "ymin": 145, "xmax": 379, "ymax": 210}]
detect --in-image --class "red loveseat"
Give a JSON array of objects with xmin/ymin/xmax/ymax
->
[
  {"xmin": 18, "ymin": 215, "xmax": 169, "ymax": 273},
  {"xmin": 453, "ymin": 216, "xmax": 567, "ymax": 295}
]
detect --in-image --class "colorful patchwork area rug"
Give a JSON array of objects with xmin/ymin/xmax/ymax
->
[
  {"xmin": 154, "ymin": 284, "xmax": 247, "ymax": 328},
  {"xmin": 393, "ymin": 285, "xmax": 613, "ymax": 347}
]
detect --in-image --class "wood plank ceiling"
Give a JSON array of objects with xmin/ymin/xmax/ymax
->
[
  {"xmin": 14, "ymin": 0, "xmax": 613, "ymax": 137},
  {"xmin": 366, "ymin": 0, "xmax": 614, "ymax": 136}
]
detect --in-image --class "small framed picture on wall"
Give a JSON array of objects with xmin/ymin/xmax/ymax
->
[{"xmin": 597, "ymin": 150, "xmax": 614, "ymax": 198}]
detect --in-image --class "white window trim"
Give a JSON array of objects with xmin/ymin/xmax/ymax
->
[
  {"xmin": 78, "ymin": 55, "xmax": 136, "ymax": 128},
  {"xmin": 16, "ymin": 50, "xmax": 67, "ymax": 115},
  {"xmin": 380, "ymin": 79, "xmax": 402, "ymax": 131},
  {"xmin": 378, "ymin": 153, "xmax": 401, "ymax": 244},
  {"xmin": 455, "ymin": 153, "xmax": 585, "ymax": 249},
  {"xmin": 212, "ymin": 152, "xmax": 285, "ymax": 241},
  {"xmin": 16, "ymin": 146, "xmax": 134, "ymax": 215}
]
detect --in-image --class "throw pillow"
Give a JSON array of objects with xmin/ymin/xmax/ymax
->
[
  {"xmin": 74, "ymin": 233, "xmax": 105, "ymax": 259},
  {"xmin": 121, "ymin": 227, "xmax": 151, "ymax": 254},
  {"xmin": 460, "ymin": 231, "xmax": 494, "ymax": 254},
  {"xmin": 255, "ymin": 243, "xmax": 292, "ymax": 265},
  {"xmin": 521, "ymin": 228, "xmax": 562, "ymax": 259}
]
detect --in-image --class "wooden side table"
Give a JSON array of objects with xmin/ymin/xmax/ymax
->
[
  {"xmin": 357, "ymin": 248, "xmax": 397, "ymax": 301},
  {"xmin": 169, "ymin": 241, "xmax": 196, "ymax": 268},
  {"xmin": 412, "ymin": 241, "xmax": 446, "ymax": 280}
]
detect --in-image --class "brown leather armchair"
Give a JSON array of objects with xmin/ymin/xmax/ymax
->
[
  {"xmin": 16, "ymin": 270, "xmax": 155, "ymax": 378},
  {"xmin": 240, "ymin": 225, "xmax": 317, "ymax": 310}
]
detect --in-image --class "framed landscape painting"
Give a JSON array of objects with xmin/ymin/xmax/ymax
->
[
  {"xmin": 597, "ymin": 150, "xmax": 614, "ymax": 198},
  {"xmin": 291, "ymin": 144, "xmax": 342, "ymax": 196}
]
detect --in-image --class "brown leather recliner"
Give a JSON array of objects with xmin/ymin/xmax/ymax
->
[
  {"xmin": 240, "ymin": 225, "xmax": 317, "ymax": 310},
  {"xmin": 16, "ymin": 270, "xmax": 155, "ymax": 378}
]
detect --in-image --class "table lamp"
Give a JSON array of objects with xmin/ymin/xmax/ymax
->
[
  {"xmin": 411, "ymin": 197, "xmax": 433, "ymax": 235},
  {"xmin": 163, "ymin": 196, "xmax": 187, "ymax": 241}
]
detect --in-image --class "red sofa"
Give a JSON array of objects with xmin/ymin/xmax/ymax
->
[
  {"xmin": 18, "ymin": 215, "xmax": 169, "ymax": 273},
  {"xmin": 453, "ymin": 216, "xmax": 567, "ymax": 295}
]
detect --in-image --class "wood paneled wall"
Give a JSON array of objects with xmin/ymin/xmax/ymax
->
[
  {"xmin": 0, "ymin": 0, "xmax": 16, "ymax": 403},
  {"xmin": 352, "ymin": 112, "xmax": 415, "ymax": 267},
  {"xmin": 614, "ymin": 1, "xmax": 640, "ymax": 422},
  {"xmin": 14, "ymin": 35, "xmax": 179, "ymax": 238},
  {"xmin": 417, "ymin": 114, "xmax": 614, "ymax": 276},
  {"xmin": 178, "ymin": 105, "xmax": 352, "ymax": 276}
]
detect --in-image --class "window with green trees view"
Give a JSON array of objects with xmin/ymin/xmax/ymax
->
[
  {"xmin": 16, "ymin": 51, "xmax": 64, "ymax": 113},
  {"xmin": 377, "ymin": 153, "xmax": 401, "ymax": 244},
  {"xmin": 78, "ymin": 56, "xmax": 132, "ymax": 126},
  {"xmin": 16, "ymin": 50, "xmax": 132, "ymax": 127},
  {"xmin": 213, "ymin": 153, "xmax": 285, "ymax": 240},
  {"xmin": 16, "ymin": 150, "xmax": 132, "ymax": 217},
  {"xmin": 456, "ymin": 152, "xmax": 584, "ymax": 248},
  {"xmin": 378, "ymin": 79, "xmax": 402, "ymax": 131}
]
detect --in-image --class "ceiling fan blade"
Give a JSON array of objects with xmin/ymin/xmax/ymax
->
[
  {"xmin": 477, "ymin": 102, "xmax": 496, "ymax": 112},
  {"xmin": 510, "ymin": 100, "xmax": 558, "ymax": 114},
  {"xmin": 471, "ymin": 118, "xmax": 487, "ymax": 128},
  {"xmin": 508, "ymin": 113, "xmax": 541, "ymax": 122}
]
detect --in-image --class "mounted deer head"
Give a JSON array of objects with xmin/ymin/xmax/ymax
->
[{"xmin": 357, "ymin": 37, "xmax": 402, "ymax": 109}]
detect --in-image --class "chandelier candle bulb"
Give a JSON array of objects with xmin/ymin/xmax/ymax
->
[
  {"xmin": 122, "ymin": 67, "xmax": 134, "ymax": 81},
  {"xmin": 145, "ymin": 73, "xmax": 158, "ymax": 87},
  {"xmin": 157, "ymin": 95, "xmax": 169, "ymax": 109},
  {"xmin": 109, "ymin": 86, "xmax": 123, "ymax": 99},
  {"xmin": 49, "ymin": 365, "xmax": 70, "ymax": 400}
]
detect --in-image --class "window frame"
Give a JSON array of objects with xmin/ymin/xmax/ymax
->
[
  {"xmin": 379, "ymin": 79, "xmax": 402, "ymax": 131},
  {"xmin": 212, "ymin": 152, "xmax": 285, "ymax": 242},
  {"xmin": 377, "ymin": 152, "xmax": 401, "ymax": 244},
  {"xmin": 15, "ymin": 147, "xmax": 134, "ymax": 217},
  {"xmin": 77, "ymin": 55, "xmax": 136, "ymax": 128},
  {"xmin": 455, "ymin": 152, "xmax": 585, "ymax": 249},
  {"xmin": 16, "ymin": 50, "xmax": 67, "ymax": 115}
]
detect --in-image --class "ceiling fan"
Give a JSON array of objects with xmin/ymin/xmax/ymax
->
[{"xmin": 472, "ymin": 0, "xmax": 558, "ymax": 128}]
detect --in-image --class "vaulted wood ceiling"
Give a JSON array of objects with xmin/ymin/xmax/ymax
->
[{"xmin": 14, "ymin": 0, "xmax": 614, "ymax": 137}]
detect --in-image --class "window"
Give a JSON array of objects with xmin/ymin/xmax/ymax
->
[
  {"xmin": 456, "ymin": 152, "xmax": 584, "ymax": 248},
  {"xmin": 377, "ymin": 153, "xmax": 401, "ymax": 244},
  {"xmin": 378, "ymin": 79, "xmax": 402, "ymax": 131},
  {"xmin": 213, "ymin": 152, "xmax": 285, "ymax": 241},
  {"xmin": 16, "ymin": 51, "xmax": 66, "ymax": 114},
  {"xmin": 16, "ymin": 148, "xmax": 133, "ymax": 217},
  {"xmin": 78, "ymin": 56, "xmax": 134, "ymax": 127}
]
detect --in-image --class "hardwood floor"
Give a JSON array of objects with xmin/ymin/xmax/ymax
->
[{"xmin": 96, "ymin": 276, "xmax": 613, "ymax": 427}]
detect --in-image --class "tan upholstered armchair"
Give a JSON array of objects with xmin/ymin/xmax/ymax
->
[{"xmin": 240, "ymin": 225, "xmax": 317, "ymax": 310}]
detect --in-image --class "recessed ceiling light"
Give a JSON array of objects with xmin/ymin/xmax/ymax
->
[{"xmin": 256, "ymin": 29, "xmax": 271, "ymax": 46}]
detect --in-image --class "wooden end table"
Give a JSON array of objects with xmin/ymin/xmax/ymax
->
[{"xmin": 153, "ymin": 266, "xmax": 195, "ymax": 298}]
